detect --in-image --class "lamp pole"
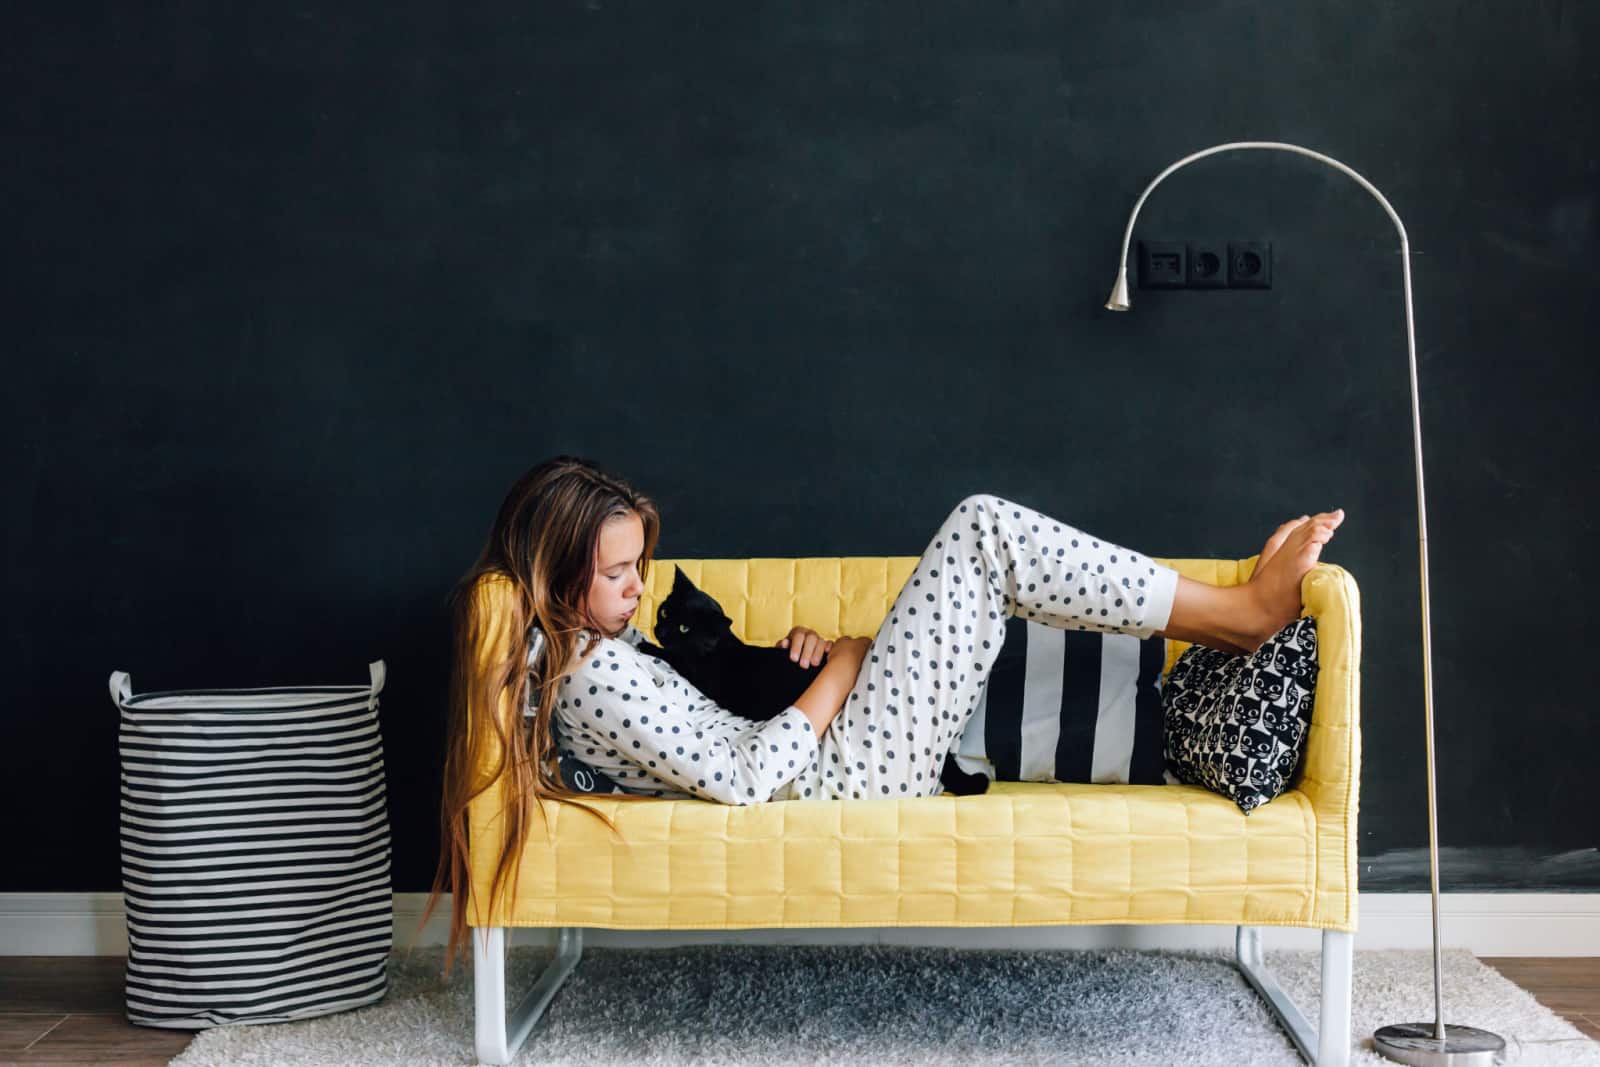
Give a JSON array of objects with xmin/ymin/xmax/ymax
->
[{"xmin": 1105, "ymin": 142, "xmax": 1502, "ymax": 1067}]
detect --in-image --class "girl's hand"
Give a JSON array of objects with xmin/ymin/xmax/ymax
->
[{"xmin": 777, "ymin": 626, "xmax": 833, "ymax": 668}]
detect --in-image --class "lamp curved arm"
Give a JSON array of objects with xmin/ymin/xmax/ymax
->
[
  {"xmin": 1104, "ymin": 141, "xmax": 1446, "ymax": 1044},
  {"xmin": 1107, "ymin": 141, "xmax": 1408, "ymax": 307}
]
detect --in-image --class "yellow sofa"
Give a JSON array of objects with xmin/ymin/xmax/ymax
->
[{"xmin": 466, "ymin": 554, "xmax": 1361, "ymax": 1066}]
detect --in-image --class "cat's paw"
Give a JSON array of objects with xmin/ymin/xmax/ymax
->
[{"xmin": 938, "ymin": 759, "xmax": 991, "ymax": 796}]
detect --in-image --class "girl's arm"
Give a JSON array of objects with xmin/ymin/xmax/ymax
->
[
  {"xmin": 790, "ymin": 637, "xmax": 869, "ymax": 737},
  {"xmin": 559, "ymin": 642, "xmax": 821, "ymax": 805}
]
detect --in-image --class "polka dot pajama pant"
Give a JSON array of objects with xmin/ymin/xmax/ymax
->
[{"xmin": 771, "ymin": 493, "xmax": 1182, "ymax": 802}]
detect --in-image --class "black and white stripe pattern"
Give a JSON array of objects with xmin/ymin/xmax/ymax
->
[
  {"xmin": 953, "ymin": 618, "xmax": 1171, "ymax": 785},
  {"xmin": 110, "ymin": 662, "xmax": 391, "ymax": 1028}
]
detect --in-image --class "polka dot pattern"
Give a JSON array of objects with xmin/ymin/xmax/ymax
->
[
  {"xmin": 770, "ymin": 494, "xmax": 1180, "ymax": 803},
  {"xmin": 554, "ymin": 632, "xmax": 820, "ymax": 805}
]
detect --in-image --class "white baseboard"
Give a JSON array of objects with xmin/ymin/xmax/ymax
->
[{"xmin": 3, "ymin": 892, "xmax": 1595, "ymax": 957}]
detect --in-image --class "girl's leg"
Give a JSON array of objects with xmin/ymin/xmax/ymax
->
[
  {"xmin": 1159, "ymin": 581, "xmax": 1266, "ymax": 655},
  {"xmin": 811, "ymin": 493, "xmax": 1338, "ymax": 801},
  {"xmin": 814, "ymin": 493, "xmax": 1181, "ymax": 800}
]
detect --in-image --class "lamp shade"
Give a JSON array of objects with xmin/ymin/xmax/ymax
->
[{"xmin": 1105, "ymin": 268, "xmax": 1131, "ymax": 311}]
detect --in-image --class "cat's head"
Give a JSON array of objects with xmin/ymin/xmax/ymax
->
[{"xmin": 652, "ymin": 567, "xmax": 734, "ymax": 656}]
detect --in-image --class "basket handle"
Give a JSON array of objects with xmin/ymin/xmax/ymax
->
[
  {"xmin": 108, "ymin": 670, "xmax": 132, "ymax": 708},
  {"xmin": 367, "ymin": 660, "xmax": 386, "ymax": 707}
]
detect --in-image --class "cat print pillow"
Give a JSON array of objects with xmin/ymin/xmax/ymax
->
[{"xmin": 1160, "ymin": 615, "xmax": 1319, "ymax": 816}]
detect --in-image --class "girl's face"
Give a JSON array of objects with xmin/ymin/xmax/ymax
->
[{"xmin": 587, "ymin": 511, "xmax": 646, "ymax": 637}]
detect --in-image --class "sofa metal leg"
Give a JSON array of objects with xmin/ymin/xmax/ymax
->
[
  {"xmin": 1318, "ymin": 929, "xmax": 1353, "ymax": 1067},
  {"xmin": 1235, "ymin": 926, "xmax": 1351, "ymax": 1066},
  {"xmin": 474, "ymin": 926, "xmax": 583, "ymax": 1066}
]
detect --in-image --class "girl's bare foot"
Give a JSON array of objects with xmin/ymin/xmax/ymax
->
[
  {"xmin": 1155, "ymin": 509, "xmax": 1345, "ymax": 656},
  {"xmin": 1242, "ymin": 508, "xmax": 1345, "ymax": 648},
  {"xmin": 1253, "ymin": 515, "xmax": 1310, "ymax": 576}
]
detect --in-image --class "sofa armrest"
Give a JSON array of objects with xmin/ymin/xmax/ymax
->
[
  {"xmin": 1157, "ymin": 556, "xmax": 1362, "ymax": 927},
  {"xmin": 1288, "ymin": 561, "xmax": 1363, "ymax": 832},
  {"xmin": 1157, "ymin": 557, "xmax": 1362, "ymax": 829},
  {"xmin": 464, "ymin": 574, "xmax": 524, "ymax": 926}
]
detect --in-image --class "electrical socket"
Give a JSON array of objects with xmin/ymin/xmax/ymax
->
[
  {"xmin": 1228, "ymin": 241, "xmax": 1272, "ymax": 288},
  {"xmin": 1138, "ymin": 241, "xmax": 1186, "ymax": 289},
  {"xmin": 1186, "ymin": 242, "xmax": 1227, "ymax": 289}
]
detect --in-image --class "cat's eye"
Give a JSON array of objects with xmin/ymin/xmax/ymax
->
[{"xmin": 678, "ymin": 624, "xmax": 688, "ymax": 634}]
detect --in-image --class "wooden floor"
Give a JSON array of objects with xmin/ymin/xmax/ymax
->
[
  {"xmin": 0, "ymin": 956, "xmax": 1594, "ymax": 1063},
  {"xmin": 1479, "ymin": 957, "xmax": 1600, "ymax": 1040}
]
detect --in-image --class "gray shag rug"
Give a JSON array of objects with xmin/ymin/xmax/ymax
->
[{"xmin": 168, "ymin": 944, "xmax": 1599, "ymax": 1066}]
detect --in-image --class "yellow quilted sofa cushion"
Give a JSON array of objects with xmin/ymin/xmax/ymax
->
[{"xmin": 467, "ymin": 556, "xmax": 1360, "ymax": 933}]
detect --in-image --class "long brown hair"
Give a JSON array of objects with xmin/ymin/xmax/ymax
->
[{"xmin": 423, "ymin": 455, "xmax": 664, "ymax": 967}]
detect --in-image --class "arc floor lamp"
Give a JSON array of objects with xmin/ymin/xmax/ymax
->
[{"xmin": 1105, "ymin": 142, "xmax": 1504, "ymax": 1067}]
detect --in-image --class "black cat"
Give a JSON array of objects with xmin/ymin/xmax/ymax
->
[{"xmin": 637, "ymin": 567, "xmax": 989, "ymax": 796}]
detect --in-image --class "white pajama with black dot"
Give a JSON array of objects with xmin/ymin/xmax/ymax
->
[
  {"xmin": 554, "ymin": 629, "xmax": 820, "ymax": 805},
  {"xmin": 553, "ymin": 493, "xmax": 1179, "ymax": 806},
  {"xmin": 770, "ymin": 493, "xmax": 1181, "ymax": 802}
]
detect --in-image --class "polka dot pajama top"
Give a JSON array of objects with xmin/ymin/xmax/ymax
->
[
  {"xmin": 553, "ymin": 493, "xmax": 1182, "ymax": 805},
  {"xmin": 554, "ymin": 628, "xmax": 819, "ymax": 804}
]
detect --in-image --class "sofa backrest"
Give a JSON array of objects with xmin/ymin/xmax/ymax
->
[{"xmin": 463, "ymin": 553, "xmax": 1276, "ymax": 695}]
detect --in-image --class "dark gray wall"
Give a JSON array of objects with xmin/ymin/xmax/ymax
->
[{"xmin": 5, "ymin": 2, "xmax": 1596, "ymax": 894}]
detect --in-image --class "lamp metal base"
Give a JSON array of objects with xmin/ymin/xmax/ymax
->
[{"xmin": 1373, "ymin": 1022, "xmax": 1506, "ymax": 1066}]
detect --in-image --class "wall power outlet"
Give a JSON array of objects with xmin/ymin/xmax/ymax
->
[{"xmin": 1136, "ymin": 240, "xmax": 1273, "ymax": 290}]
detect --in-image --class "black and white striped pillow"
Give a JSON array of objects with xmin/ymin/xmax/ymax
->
[
  {"xmin": 110, "ymin": 662, "xmax": 392, "ymax": 1028},
  {"xmin": 951, "ymin": 617, "xmax": 1171, "ymax": 785}
]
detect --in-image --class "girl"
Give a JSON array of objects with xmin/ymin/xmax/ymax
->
[{"xmin": 429, "ymin": 455, "xmax": 1342, "ymax": 958}]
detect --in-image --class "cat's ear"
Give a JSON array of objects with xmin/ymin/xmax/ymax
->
[{"xmin": 672, "ymin": 567, "xmax": 700, "ymax": 593}]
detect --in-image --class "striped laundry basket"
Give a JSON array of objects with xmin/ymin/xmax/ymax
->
[{"xmin": 109, "ymin": 661, "xmax": 392, "ymax": 1028}]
